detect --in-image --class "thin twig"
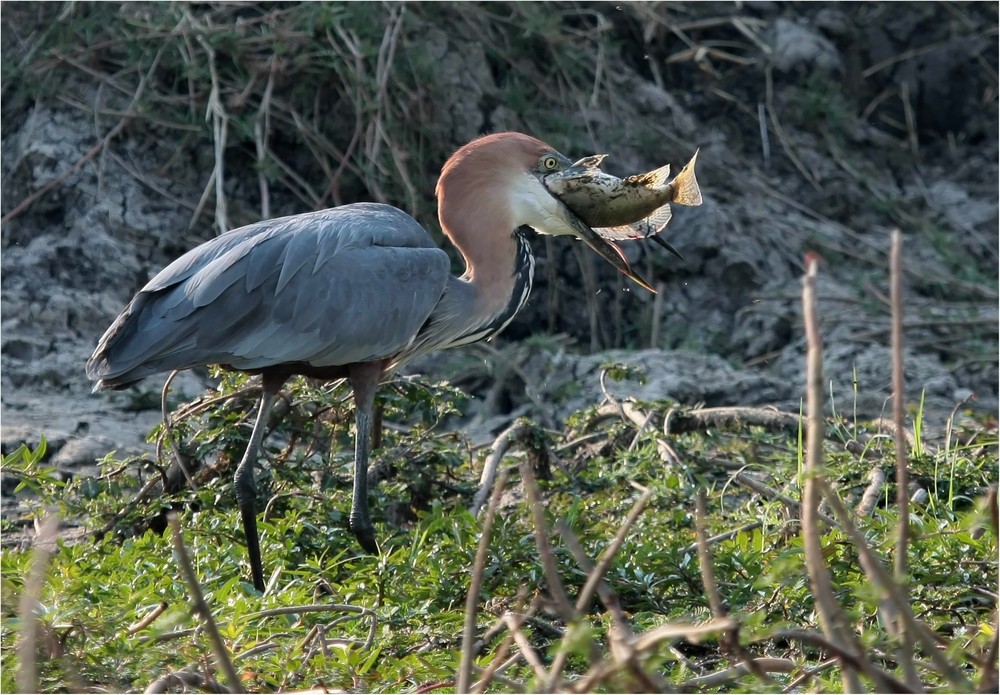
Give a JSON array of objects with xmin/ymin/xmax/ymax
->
[
  {"xmin": 167, "ymin": 513, "xmax": 243, "ymax": 693},
  {"xmin": 161, "ymin": 370, "xmax": 198, "ymax": 492},
  {"xmin": 470, "ymin": 421, "xmax": 529, "ymax": 517},
  {"xmin": 816, "ymin": 479, "xmax": 972, "ymax": 689},
  {"xmin": 519, "ymin": 459, "xmax": 576, "ymax": 622},
  {"xmin": 16, "ymin": 515, "xmax": 60, "ymax": 694},
  {"xmin": 679, "ymin": 658, "xmax": 796, "ymax": 689},
  {"xmin": 801, "ymin": 257, "xmax": 864, "ymax": 693},
  {"xmin": 458, "ymin": 468, "xmax": 508, "ymax": 694},
  {"xmin": 890, "ymin": 229, "xmax": 920, "ymax": 689},
  {"xmin": 855, "ymin": 466, "xmax": 887, "ymax": 518}
]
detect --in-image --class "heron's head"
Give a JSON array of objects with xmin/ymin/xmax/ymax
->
[{"xmin": 437, "ymin": 132, "xmax": 653, "ymax": 291}]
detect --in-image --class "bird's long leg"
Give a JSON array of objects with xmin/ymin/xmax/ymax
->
[
  {"xmin": 234, "ymin": 389, "xmax": 278, "ymax": 592},
  {"xmin": 347, "ymin": 361, "xmax": 384, "ymax": 554}
]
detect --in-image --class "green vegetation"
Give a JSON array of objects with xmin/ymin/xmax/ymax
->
[{"xmin": 2, "ymin": 367, "xmax": 996, "ymax": 692}]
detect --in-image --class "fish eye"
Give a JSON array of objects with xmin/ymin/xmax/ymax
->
[{"xmin": 541, "ymin": 155, "xmax": 559, "ymax": 171}]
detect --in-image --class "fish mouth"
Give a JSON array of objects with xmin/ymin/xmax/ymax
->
[{"xmin": 553, "ymin": 196, "xmax": 657, "ymax": 293}]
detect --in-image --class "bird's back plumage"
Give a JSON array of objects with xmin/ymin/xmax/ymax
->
[{"xmin": 87, "ymin": 203, "xmax": 451, "ymax": 390}]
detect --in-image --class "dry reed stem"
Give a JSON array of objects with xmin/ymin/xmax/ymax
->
[
  {"xmin": 695, "ymin": 490, "xmax": 773, "ymax": 685},
  {"xmin": 856, "ymin": 465, "xmax": 887, "ymax": 518},
  {"xmin": 764, "ymin": 65, "xmax": 821, "ymax": 191},
  {"xmin": 470, "ymin": 421, "xmax": 529, "ymax": 517},
  {"xmin": 695, "ymin": 490, "xmax": 725, "ymax": 619},
  {"xmin": 801, "ymin": 257, "xmax": 865, "ymax": 692},
  {"xmin": 15, "ymin": 515, "xmax": 60, "ymax": 694},
  {"xmin": 679, "ymin": 658, "xmax": 797, "ymax": 689},
  {"xmin": 160, "ymin": 369, "xmax": 198, "ymax": 492},
  {"xmin": 167, "ymin": 513, "xmax": 243, "ymax": 693},
  {"xmin": 458, "ymin": 468, "xmax": 508, "ymax": 694},
  {"xmin": 890, "ymin": 228, "xmax": 920, "ymax": 689},
  {"xmin": 519, "ymin": 458, "xmax": 576, "ymax": 622},
  {"xmin": 816, "ymin": 479, "xmax": 973, "ymax": 689}
]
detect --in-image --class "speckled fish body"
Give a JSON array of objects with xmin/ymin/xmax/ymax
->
[{"xmin": 544, "ymin": 150, "xmax": 702, "ymax": 240}]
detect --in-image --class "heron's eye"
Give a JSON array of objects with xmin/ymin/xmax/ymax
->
[{"xmin": 541, "ymin": 156, "xmax": 559, "ymax": 171}]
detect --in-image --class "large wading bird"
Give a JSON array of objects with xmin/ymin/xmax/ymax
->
[{"xmin": 87, "ymin": 132, "xmax": 654, "ymax": 591}]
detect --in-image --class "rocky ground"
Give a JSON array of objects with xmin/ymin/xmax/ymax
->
[{"xmin": 2, "ymin": 2, "xmax": 997, "ymax": 479}]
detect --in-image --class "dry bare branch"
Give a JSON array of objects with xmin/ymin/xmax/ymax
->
[
  {"xmin": 167, "ymin": 513, "xmax": 243, "ymax": 693},
  {"xmin": 458, "ymin": 468, "xmax": 508, "ymax": 694},
  {"xmin": 801, "ymin": 258, "xmax": 865, "ymax": 693}
]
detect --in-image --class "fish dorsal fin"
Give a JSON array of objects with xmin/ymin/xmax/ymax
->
[
  {"xmin": 574, "ymin": 154, "xmax": 609, "ymax": 169},
  {"xmin": 624, "ymin": 163, "xmax": 672, "ymax": 189},
  {"xmin": 671, "ymin": 149, "xmax": 703, "ymax": 207}
]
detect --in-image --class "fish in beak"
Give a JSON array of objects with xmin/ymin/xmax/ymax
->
[
  {"xmin": 544, "ymin": 150, "xmax": 702, "ymax": 261},
  {"xmin": 549, "ymin": 194, "xmax": 658, "ymax": 293}
]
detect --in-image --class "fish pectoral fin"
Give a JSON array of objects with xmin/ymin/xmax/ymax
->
[
  {"xmin": 597, "ymin": 223, "xmax": 646, "ymax": 240},
  {"xmin": 672, "ymin": 150, "xmax": 703, "ymax": 207},
  {"xmin": 644, "ymin": 203, "xmax": 673, "ymax": 234}
]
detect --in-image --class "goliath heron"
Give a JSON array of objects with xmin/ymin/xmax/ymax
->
[{"xmin": 87, "ymin": 132, "xmax": 651, "ymax": 591}]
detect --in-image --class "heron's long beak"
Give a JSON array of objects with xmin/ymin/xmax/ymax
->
[{"xmin": 555, "ymin": 198, "xmax": 657, "ymax": 293}]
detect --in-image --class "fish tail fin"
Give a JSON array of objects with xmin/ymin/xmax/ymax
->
[{"xmin": 671, "ymin": 149, "xmax": 703, "ymax": 206}]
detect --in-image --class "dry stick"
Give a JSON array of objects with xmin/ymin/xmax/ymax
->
[
  {"xmin": 679, "ymin": 658, "xmax": 797, "ymax": 689},
  {"xmin": 801, "ymin": 259, "xmax": 865, "ymax": 693},
  {"xmin": 764, "ymin": 65, "xmax": 821, "ymax": 191},
  {"xmin": 855, "ymin": 466, "xmax": 887, "ymax": 518},
  {"xmin": 167, "ymin": 513, "xmax": 243, "ymax": 693},
  {"xmin": 192, "ymin": 23, "xmax": 230, "ymax": 233},
  {"xmin": 145, "ymin": 667, "xmax": 227, "ymax": 694},
  {"xmin": 472, "ymin": 633, "xmax": 519, "ymax": 694},
  {"xmin": 501, "ymin": 614, "xmax": 552, "ymax": 685},
  {"xmin": 574, "ymin": 487, "xmax": 652, "ymax": 617},
  {"xmin": 160, "ymin": 370, "xmax": 199, "ymax": 492},
  {"xmin": 816, "ymin": 478, "xmax": 973, "ymax": 690},
  {"xmin": 470, "ymin": 421, "xmax": 529, "ymax": 517},
  {"xmin": 458, "ymin": 468, "xmax": 508, "ymax": 694},
  {"xmin": 765, "ymin": 629, "xmax": 909, "ymax": 693},
  {"xmin": 889, "ymin": 229, "xmax": 920, "ymax": 690},
  {"xmin": 16, "ymin": 515, "xmax": 60, "ymax": 694},
  {"xmin": 696, "ymin": 490, "xmax": 773, "ymax": 686},
  {"xmin": 519, "ymin": 459, "xmax": 576, "ymax": 623},
  {"xmin": 781, "ymin": 657, "xmax": 839, "ymax": 693},
  {"xmin": 254, "ymin": 57, "xmax": 277, "ymax": 219},
  {"xmin": 695, "ymin": 490, "xmax": 726, "ymax": 619},
  {"xmin": 663, "ymin": 406, "xmax": 802, "ymax": 435},
  {"xmin": 899, "ymin": 84, "xmax": 920, "ymax": 160},
  {"xmin": 733, "ymin": 470, "xmax": 838, "ymax": 528},
  {"xmin": 546, "ymin": 491, "xmax": 655, "ymax": 692},
  {"xmin": 682, "ymin": 520, "xmax": 764, "ymax": 554},
  {"xmin": 127, "ymin": 601, "xmax": 169, "ymax": 636}
]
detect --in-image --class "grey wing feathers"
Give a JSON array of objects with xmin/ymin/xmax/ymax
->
[{"xmin": 87, "ymin": 203, "xmax": 450, "ymax": 389}]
